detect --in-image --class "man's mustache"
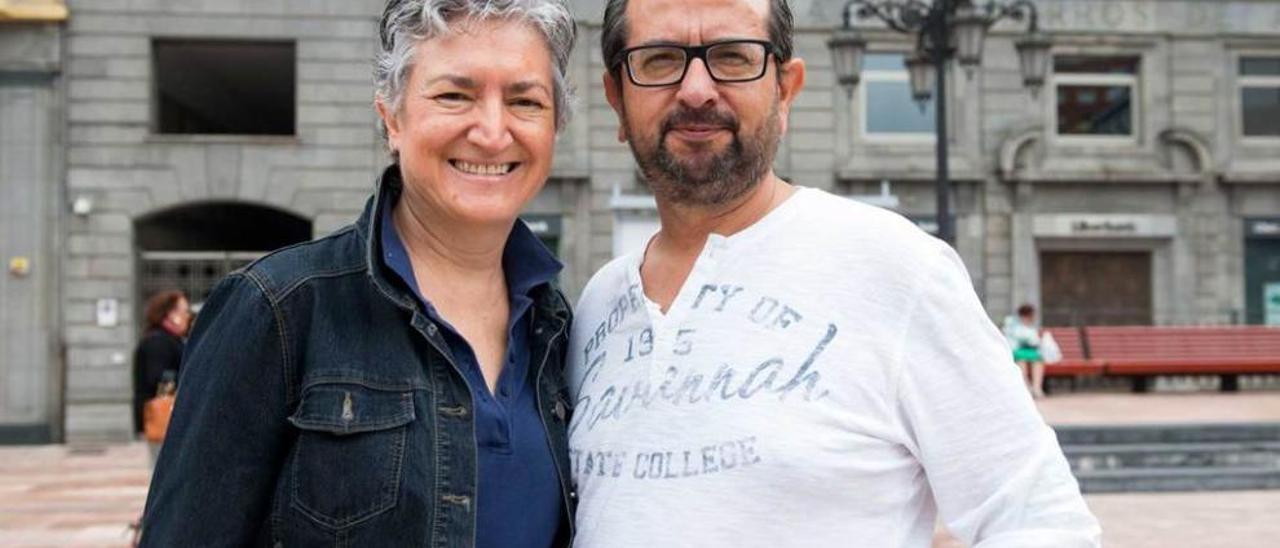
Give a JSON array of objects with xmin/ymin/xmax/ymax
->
[{"xmin": 660, "ymin": 106, "xmax": 740, "ymax": 136}]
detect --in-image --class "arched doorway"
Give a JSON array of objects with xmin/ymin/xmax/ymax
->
[{"xmin": 134, "ymin": 202, "xmax": 311, "ymax": 313}]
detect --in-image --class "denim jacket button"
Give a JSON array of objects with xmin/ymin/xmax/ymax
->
[
  {"xmin": 274, "ymin": 542, "xmax": 283, "ymax": 548},
  {"xmin": 553, "ymin": 400, "xmax": 567, "ymax": 421},
  {"xmin": 426, "ymin": 323, "xmax": 438, "ymax": 337}
]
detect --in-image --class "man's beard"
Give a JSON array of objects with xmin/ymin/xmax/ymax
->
[{"xmin": 624, "ymin": 101, "xmax": 780, "ymax": 207}]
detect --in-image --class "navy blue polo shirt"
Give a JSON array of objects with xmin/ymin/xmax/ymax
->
[{"xmin": 380, "ymin": 203, "xmax": 563, "ymax": 548}]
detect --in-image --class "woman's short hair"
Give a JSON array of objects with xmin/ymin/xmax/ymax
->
[
  {"xmin": 1017, "ymin": 303, "xmax": 1036, "ymax": 317},
  {"xmin": 374, "ymin": 0, "xmax": 578, "ymax": 152},
  {"xmin": 144, "ymin": 290, "xmax": 187, "ymax": 332}
]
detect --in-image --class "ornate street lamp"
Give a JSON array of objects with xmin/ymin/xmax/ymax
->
[
  {"xmin": 953, "ymin": 2, "xmax": 989, "ymax": 71},
  {"xmin": 827, "ymin": 28, "xmax": 868, "ymax": 90},
  {"xmin": 904, "ymin": 52, "xmax": 934, "ymax": 105},
  {"xmin": 827, "ymin": 0, "xmax": 1050, "ymax": 245},
  {"xmin": 1015, "ymin": 29, "xmax": 1052, "ymax": 91}
]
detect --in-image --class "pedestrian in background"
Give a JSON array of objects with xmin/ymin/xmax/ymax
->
[
  {"xmin": 131, "ymin": 289, "xmax": 191, "ymax": 465},
  {"xmin": 1005, "ymin": 303, "xmax": 1047, "ymax": 398}
]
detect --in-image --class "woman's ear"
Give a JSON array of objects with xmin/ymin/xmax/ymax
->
[{"xmin": 376, "ymin": 97, "xmax": 402, "ymax": 153}]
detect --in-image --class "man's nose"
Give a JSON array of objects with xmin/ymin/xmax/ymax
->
[
  {"xmin": 468, "ymin": 99, "xmax": 515, "ymax": 152},
  {"xmin": 675, "ymin": 58, "xmax": 720, "ymax": 109}
]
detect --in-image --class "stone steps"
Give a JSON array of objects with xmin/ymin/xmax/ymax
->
[
  {"xmin": 1073, "ymin": 467, "xmax": 1280, "ymax": 493},
  {"xmin": 1055, "ymin": 423, "xmax": 1280, "ymax": 445},
  {"xmin": 1053, "ymin": 423, "xmax": 1280, "ymax": 493}
]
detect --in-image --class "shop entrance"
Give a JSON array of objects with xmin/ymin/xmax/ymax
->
[
  {"xmin": 1040, "ymin": 251, "xmax": 1153, "ymax": 326},
  {"xmin": 1245, "ymin": 236, "xmax": 1280, "ymax": 326}
]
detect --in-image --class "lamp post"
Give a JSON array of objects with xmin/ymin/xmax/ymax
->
[{"xmin": 827, "ymin": 0, "xmax": 1050, "ymax": 246}]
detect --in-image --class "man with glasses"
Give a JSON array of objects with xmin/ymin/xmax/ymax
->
[{"xmin": 565, "ymin": 0, "xmax": 1100, "ymax": 546}]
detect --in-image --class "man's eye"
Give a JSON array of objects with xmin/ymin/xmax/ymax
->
[
  {"xmin": 642, "ymin": 53, "xmax": 682, "ymax": 70},
  {"xmin": 713, "ymin": 52, "xmax": 750, "ymax": 66}
]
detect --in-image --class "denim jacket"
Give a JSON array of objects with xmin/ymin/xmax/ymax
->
[{"xmin": 141, "ymin": 168, "xmax": 576, "ymax": 547}]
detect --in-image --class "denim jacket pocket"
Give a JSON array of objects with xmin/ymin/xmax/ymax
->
[{"xmin": 287, "ymin": 382, "xmax": 416, "ymax": 530}]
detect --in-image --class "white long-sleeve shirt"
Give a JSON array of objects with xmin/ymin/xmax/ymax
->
[{"xmin": 566, "ymin": 187, "xmax": 1100, "ymax": 547}]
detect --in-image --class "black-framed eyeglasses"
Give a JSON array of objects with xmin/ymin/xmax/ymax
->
[{"xmin": 615, "ymin": 40, "xmax": 778, "ymax": 87}]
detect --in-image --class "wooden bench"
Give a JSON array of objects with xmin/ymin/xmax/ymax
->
[
  {"xmin": 1042, "ymin": 326, "xmax": 1105, "ymax": 377},
  {"xmin": 1084, "ymin": 326, "xmax": 1280, "ymax": 392}
]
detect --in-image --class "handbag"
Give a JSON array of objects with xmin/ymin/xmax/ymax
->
[
  {"xmin": 143, "ymin": 378, "xmax": 177, "ymax": 443},
  {"xmin": 1040, "ymin": 331, "xmax": 1063, "ymax": 365}
]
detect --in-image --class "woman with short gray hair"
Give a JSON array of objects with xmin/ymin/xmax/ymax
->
[{"xmin": 140, "ymin": 1, "xmax": 579, "ymax": 546}]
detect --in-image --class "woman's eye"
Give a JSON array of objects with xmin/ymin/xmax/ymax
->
[
  {"xmin": 435, "ymin": 92, "xmax": 470, "ymax": 104},
  {"xmin": 512, "ymin": 98, "xmax": 547, "ymax": 110}
]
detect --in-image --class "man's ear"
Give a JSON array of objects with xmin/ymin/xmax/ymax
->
[
  {"xmin": 375, "ymin": 97, "xmax": 402, "ymax": 153},
  {"xmin": 603, "ymin": 70, "xmax": 628, "ymax": 143},
  {"xmin": 775, "ymin": 57, "xmax": 806, "ymax": 136}
]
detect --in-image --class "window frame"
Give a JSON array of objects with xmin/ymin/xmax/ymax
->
[
  {"xmin": 150, "ymin": 37, "xmax": 298, "ymax": 138},
  {"xmin": 856, "ymin": 52, "xmax": 937, "ymax": 144},
  {"xmin": 1238, "ymin": 54, "xmax": 1280, "ymax": 144},
  {"xmin": 1049, "ymin": 56, "xmax": 1141, "ymax": 145}
]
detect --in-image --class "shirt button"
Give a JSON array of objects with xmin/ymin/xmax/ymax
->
[{"xmin": 499, "ymin": 386, "xmax": 509, "ymax": 398}]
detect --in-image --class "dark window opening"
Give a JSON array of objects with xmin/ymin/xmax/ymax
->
[
  {"xmin": 1054, "ymin": 56, "xmax": 1138, "ymax": 137},
  {"xmin": 153, "ymin": 39, "xmax": 296, "ymax": 135},
  {"xmin": 1057, "ymin": 85, "xmax": 1132, "ymax": 135},
  {"xmin": 1243, "ymin": 88, "xmax": 1280, "ymax": 137},
  {"xmin": 136, "ymin": 202, "xmax": 311, "ymax": 252},
  {"xmin": 1241, "ymin": 57, "xmax": 1280, "ymax": 77},
  {"xmin": 1240, "ymin": 57, "xmax": 1280, "ymax": 138}
]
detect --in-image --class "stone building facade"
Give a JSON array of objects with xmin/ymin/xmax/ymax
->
[
  {"xmin": 1, "ymin": 0, "xmax": 67, "ymax": 443},
  {"xmin": 0, "ymin": 0, "xmax": 1276, "ymax": 442}
]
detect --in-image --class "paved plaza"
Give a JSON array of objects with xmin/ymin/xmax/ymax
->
[{"xmin": 1, "ymin": 393, "xmax": 1278, "ymax": 547}]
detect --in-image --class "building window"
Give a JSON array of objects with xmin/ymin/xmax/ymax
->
[
  {"xmin": 153, "ymin": 39, "xmax": 296, "ymax": 136},
  {"xmin": 1053, "ymin": 56, "xmax": 1139, "ymax": 139},
  {"xmin": 859, "ymin": 53, "xmax": 935, "ymax": 140},
  {"xmin": 1240, "ymin": 56, "xmax": 1280, "ymax": 138}
]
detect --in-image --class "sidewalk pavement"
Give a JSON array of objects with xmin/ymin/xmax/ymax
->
[
  {"xmin": 2, "ymin": 393, "xmax": 1278, "ymax": 547},
  {"xmin": 0, "ymin": 444, "xmax": 147, "ymax": 548},
  {"xmin": 1036, "ymin": 392, "xmax": 1280, "ymax": 425}
]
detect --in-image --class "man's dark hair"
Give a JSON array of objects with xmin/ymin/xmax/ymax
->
[
  {"xmin": 1017, "ymin": 303, "xmax": 1036, "ymax": 318},
  {"xmin": 601, "ymin": 0, "xmax": 794, "ymax": 83}
]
